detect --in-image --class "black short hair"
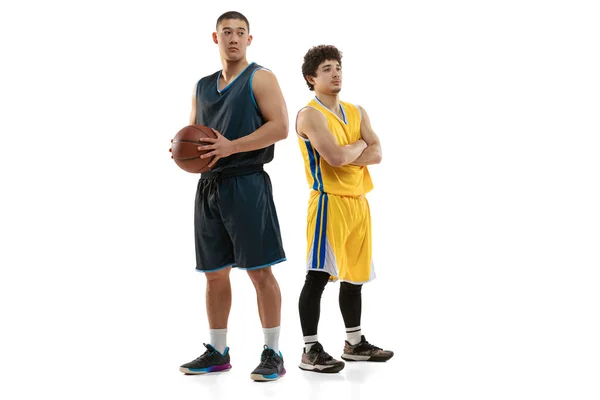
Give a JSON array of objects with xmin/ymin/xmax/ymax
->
[
  {"xmin": 301, "ymin": 45, "xmax": 343, "ymax": 91},
  {"xmin": 216, "ymin": 11, "xmax": 250, "ymax": 32}
]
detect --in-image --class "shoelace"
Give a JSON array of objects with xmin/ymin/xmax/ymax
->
[
  {"xmin": 259, "ymin": 349, "xmax": 277, "ymax": 368},
  {"xmin": 315, "ymin": 347, "xmax": 334, "ymax": 362},
  {"xmin": 360, "ymin": 339, "xmax": 382, "ymax": 351},
  {"xmin": 195, "ymin": 344, "xmax": 216, "ymax": 361}
]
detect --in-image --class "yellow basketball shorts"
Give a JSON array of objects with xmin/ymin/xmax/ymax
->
[{"xmin": 305, "ymin": 191, "xmax": 375, "ymax": 284}]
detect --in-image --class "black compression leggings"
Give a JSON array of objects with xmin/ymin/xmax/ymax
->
[
  {"xmin": 339, "ymin": 280, "xmax": 362, "ymax": 328},
  {"xmin": 298, "ymin": 271, "xmax": 363, "ymax": 337}
]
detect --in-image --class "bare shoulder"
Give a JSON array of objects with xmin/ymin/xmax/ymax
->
[
  {"xmin": 251, "ymin": 68, "xmax": 284, "ymax": 105},
  {"xmin": 356, "ymin": 104, "xmax": 368, "ymax": 116},
  {"xmin": 356, "ymin": 104, "xmax": 375, "ymax": 125},
  {"xmin": 296, "ymin": 106, "xmax": 327, "ymax": 137},
  {"xmin": 252, "ymin": 68, "xmax": 279, "ymax": 87},
  {"xmin": 297, "ymin": 106, "xmax": 326, "ymax": 126}
]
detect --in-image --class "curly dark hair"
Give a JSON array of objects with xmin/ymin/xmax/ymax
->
[
  {"xmin": 216, "ymin": 11, "xmax": 250, "ymax": 32},
  {"xmin": 301, "ymin": 45, "xmax": 343, "ymax": 91}
]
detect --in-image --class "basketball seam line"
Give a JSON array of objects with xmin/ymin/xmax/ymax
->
[
  {"xmin": 172, "ymin": 139, "xmax": 203, "ymax": 144},
  {"xmin": 173, "ymin": 156, "xmax": 201, "ymax": 161}
]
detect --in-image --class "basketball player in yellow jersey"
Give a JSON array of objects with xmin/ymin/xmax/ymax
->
[{"xmin": 296, "ymin": 45, "xmax": 393, "ymax": 373}]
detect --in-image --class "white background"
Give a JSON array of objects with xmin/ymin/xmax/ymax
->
[{"xmin": 1, "ymin": 0, "xmax": 599, "ymax": 399}]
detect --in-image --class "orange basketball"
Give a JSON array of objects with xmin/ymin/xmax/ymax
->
[{"xmin": 170, "ymin": 125, "xmax": 217, "ymax": 173}]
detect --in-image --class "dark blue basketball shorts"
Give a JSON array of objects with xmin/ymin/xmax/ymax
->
[{"xmin": 194, "ymin": 165, "xmax": 286, "ymax": 272}]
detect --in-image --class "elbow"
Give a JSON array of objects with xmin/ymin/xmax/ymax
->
[
  {"xmin": 370, "ymin": 145, "xmax": 382, "ymax": 164},
  {"xmin": 373, "ymin": 152, "xmax": 382, "ymax": 164},
  {"xmin": 278, "ymin": 120, "xmax": 289, "ymax": 141},
  {"xmin": 279, "ymin": 118, "xmax": 290, "ymax": 140}
]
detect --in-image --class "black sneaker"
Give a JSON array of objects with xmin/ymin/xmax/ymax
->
[
  {"xmin": 299, "ymin": 342, "xmax": 345, "ymax": 373},
  {"xmin": 341, "ymin": 335, "xmax": 394, "ymax": 362},
  {"xmin": 180, "ymin": 343, "xmax": 232, "ymax": 374},
  {"xmin": 250, "ymin": 345, "xmax": 286, "ymax": 381}
]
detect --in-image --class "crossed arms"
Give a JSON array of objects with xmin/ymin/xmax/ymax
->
[{"xmin": 295, "ymin": 105, "xmax": 382, "ymax": 167}]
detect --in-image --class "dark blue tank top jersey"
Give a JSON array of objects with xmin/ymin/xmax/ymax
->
[
  {"xmin": 193, "ymin": 62, "xmax": 286, "ymax": 272},
  {"xmin": 195, "ymin": 62, "xmax": 273, "ymax": 172}
]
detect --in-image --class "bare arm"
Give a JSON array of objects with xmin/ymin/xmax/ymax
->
[
  {"xmin": 296, "ymin": 107, "xmax": 367, "ymax": 167},
  {"xmin": 350, "ymin": 105, "xmax": 382, "ymax": 166},
  {"xmin": 229, "ymin": 69, "xmax": 288, "ymax": 152},
  {"xmin": 189, "ymin": 83, "xmax": 197, "ymax": 125}
]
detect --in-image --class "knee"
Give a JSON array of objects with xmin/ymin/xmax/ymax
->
[
  {"xmin": 340, "ymin": 282, "xmax": 362, "ymax": 295},
  {"xmin": 304, "ymin": 271, "xmax": 329, "ymax": 294},
  {"xmin": 205, "ymin": 267, "xmax": 231, "ymax": 285},
  {"xmin": 247, "ymin": 267, "xmax": 273, "ymax": 287}
]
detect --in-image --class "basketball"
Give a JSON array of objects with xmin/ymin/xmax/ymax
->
[{"xmin": 170, "ymin": 125, "xmax": 217, "ymax": 173}]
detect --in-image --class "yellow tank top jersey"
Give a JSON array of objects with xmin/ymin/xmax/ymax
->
[
  {"xmin": 297, "ymin": 98, "xmax": 373, "ymax": 196},
  {"xmin": 297, "ymin": 98, "xmax": 376, "ymax": 284}
]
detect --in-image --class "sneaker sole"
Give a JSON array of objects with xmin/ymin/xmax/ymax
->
[
  {"xmin": 180, "ymin": 364, "xmax": 232, "ymax": 374},
  {"xmin": 341, "ymin": 353, "xmax": 394, "ymax": 362},
  {"xmin": 250, "ymin": 369, "xmax": 286, "ymax": 382},
  {"xmin": 299, "ymin": 362, "xmax": 345, "ymax": 373}
]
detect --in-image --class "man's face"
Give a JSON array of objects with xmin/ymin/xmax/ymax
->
[
  {"xmin": 213, "ymin": 19, "xmax": 252, "ymax": 61},
  {"xmin": 309, "ymin": 59, "xmax": 342, "ymax": 94}
]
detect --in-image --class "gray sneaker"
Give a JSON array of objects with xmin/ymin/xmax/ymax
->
[
  {"xmin": 180, "ymin": 344, "xmax": 232, "ymax": 374},
  {"xmin": 250, "ymin": 345, "xmax": 286, "ymax": 381},
  {"xmin": 341, "ymin": 335, "xmax": 394, "ymax": 362},
  {"xmin": 299, "ymin": 342, "xmax": 345, "ymax": 373}
]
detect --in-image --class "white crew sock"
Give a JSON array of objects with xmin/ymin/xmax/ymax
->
[
  {"xmin": 303, "ymin": 334, "xmax": 318, "ymax": 353},
  {"xmin": 346, "ymin": 326, "xmax": 362, "ymax": 345},
  {"xmin": 263, "ymin": 326, "xmax": 281, "ymax": 353},
  {"xmin": 209, "ymin": 328, "xmax": 228, "ymax": 354}
]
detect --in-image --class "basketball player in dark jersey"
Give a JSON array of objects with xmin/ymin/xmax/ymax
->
[{"xmin": 178, "ymin": 11, "xmax": 288, "ymax": 382}]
